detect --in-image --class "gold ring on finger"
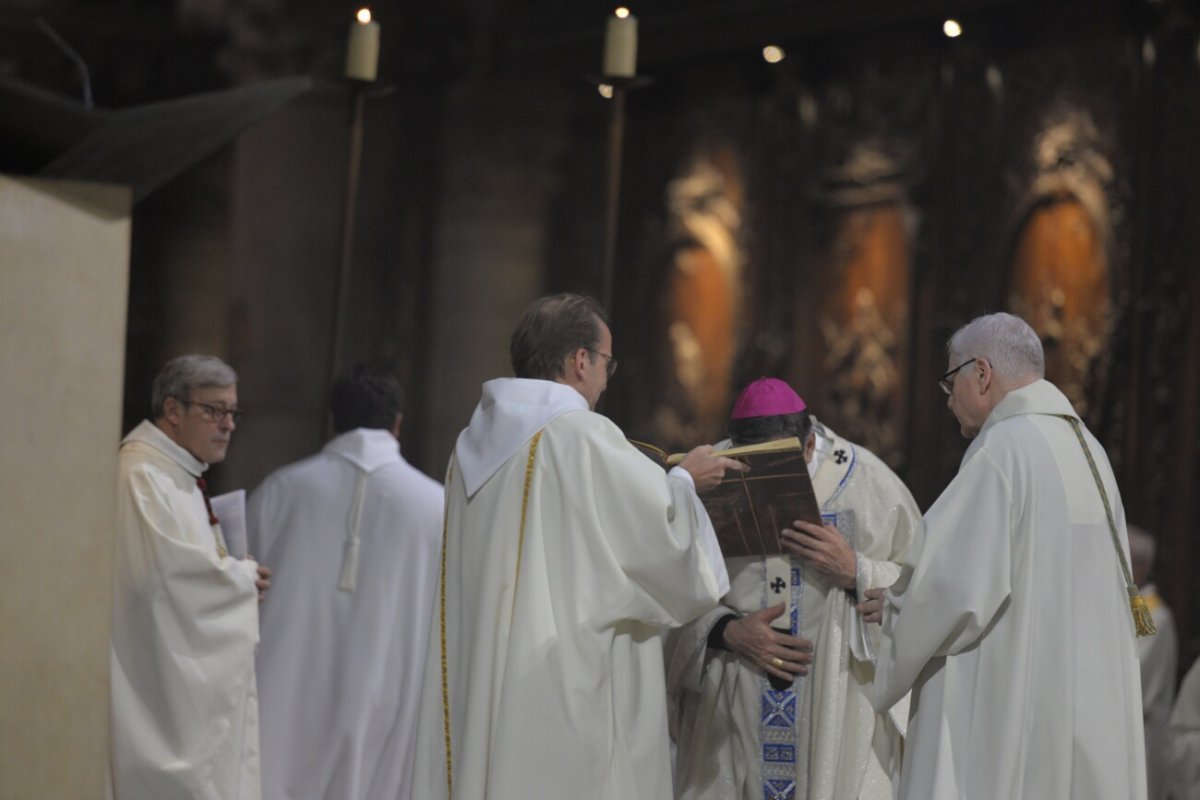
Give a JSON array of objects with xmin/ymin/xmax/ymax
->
[{"xmin": 771, "ymin": 657, "xmax": 784, "ymax": 668}]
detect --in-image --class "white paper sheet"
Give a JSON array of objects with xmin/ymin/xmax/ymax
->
[{"xmin": 211, "ymin": 489, "xmax": 247, "ymax": 559}]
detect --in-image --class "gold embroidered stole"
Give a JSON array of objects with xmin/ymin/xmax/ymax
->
[{"xmin": 440, "ymin": 431, "xmax": 543, "ymax": 798}]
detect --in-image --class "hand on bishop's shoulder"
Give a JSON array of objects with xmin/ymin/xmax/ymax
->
[
  {"xmin": 676, "ymin": 445, "xmax": 749, "ymax": 493},
  {"xmin": 781, "ymin": 520, "xmax": 857, "ymax": 589}
]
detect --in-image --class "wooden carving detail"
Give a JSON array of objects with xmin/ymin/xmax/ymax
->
[
  {"xmin": 1007, "ymin": 110, "xmax": 1114, "ymax": 422},
  {"xmin": 818, "ymin": 147, "xmax": 912, "ymax": 470},
  {"xmin": 651, "ymin": 147, "xmax": 746, "ymax": 448}
]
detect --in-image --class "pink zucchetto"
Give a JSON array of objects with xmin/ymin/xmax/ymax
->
[{"xmin": 729, "ymin": 378, "xmax": 807, "ymax": 420}]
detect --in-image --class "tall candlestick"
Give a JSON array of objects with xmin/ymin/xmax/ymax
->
[
  {"xmin": 603, "ymin": 8, "xmax": 638, "ymax": 78},
  {"xmin": 345, "ymin": 8, "xmax": 380, "ymax": 81}
]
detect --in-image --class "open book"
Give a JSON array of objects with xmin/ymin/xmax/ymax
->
[{"xmin": 630, "ymin": 437, "xmax": 822, "ymax": 559}]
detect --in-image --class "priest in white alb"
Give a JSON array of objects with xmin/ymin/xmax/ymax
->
[
  {"xmin": 865, "ymin": 312, "xmax": 1149, "ymax": 799},
  {"xmin": 1166, "ymin": 656, "xmax": 1200, "ymax": 800},
  {"xmin": 411, "ymin": 293, "xmax": 744, "ymax": 800},
  {"xmin": 1128, "ymin": 525, "xmax": 1179, "ymax": 800},
  {"xmin": 666, "ymin": 378, "xmax": 920, "ymax": 800},
  {"xmin": 248, "ymin": 366, "xmax": 444, "ymax": 800},
  {"xmin": 111, "ymin": 355, "xmax": 270, "ymax": 800}
]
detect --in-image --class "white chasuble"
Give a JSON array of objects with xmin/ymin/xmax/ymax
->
[
  {"xmin": 874, "ymin": 380, "xmax": 1148, "ymax": 800},
  {"xmin": 111, "ymin": 421, "xmax": 261, "ymax": 800},
  {"xmin": 666, "ymin": 422, "xmax": 919, "ymax": 800},
  {"xmin": 1137, "ymin": 584, "xmax": 1178, "ymax": 800},
  {"xmin": 247, "ymin": 427, "xmax": 445, "ymax": 800},
  {"xmin": 411, "ymin": 378, "xmax": 729, "ymax": 800},
  {"xmin": 1167, "ymin": 656, "xmax": 1200, "ymax": 800}
]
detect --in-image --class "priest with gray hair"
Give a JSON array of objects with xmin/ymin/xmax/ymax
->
[
  {"xmin": 863, "ymin": 312, "xmax": 1150, "ymax": 799},
  {"xmin": 111, "ymin": 354, "xmax": 270, "ymax": 800}
]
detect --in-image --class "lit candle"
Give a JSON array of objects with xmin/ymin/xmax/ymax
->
[
  {"xmin": 345, "ymin": 8, "xmax": 380, "ymax": 81},
  {"xmin": 602, "ymin": 7, "xmax": 638, "ymax": 78}
]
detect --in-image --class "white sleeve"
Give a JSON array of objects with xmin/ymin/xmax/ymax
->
[
  {"xmin": 873, "ymin": 449, "xmax": 1013, "ymax": 710},
  {"xmin": 668, "ymin": 465, "xmax": 730, "ymax": 596}
]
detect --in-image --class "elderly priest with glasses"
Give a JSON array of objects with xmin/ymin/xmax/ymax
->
[
  {"xmin": 110, "ymin": 354, "xmax": 271, "ymax": 800},
  {"xmin": 861, "ymin": 313, "xmax": 1149, "ymax": 800}
]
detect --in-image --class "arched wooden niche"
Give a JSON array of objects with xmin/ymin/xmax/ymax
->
[
  {"xmin": 1007, "ymin": 193, "xmax": 1111, "ymax": 419},
  {"xmin": 819, "ymin": 201, "xmax": 912, "ymax": 470},
  {"xmin": 814, "ymin": 143, "xmax": 913, "ymax": 471},
  {"xmin": 648, "ymin": 146, "xmax": 746, "ymax": 449},
  {"xmin": 1007, "ymin": 110, "xmax": 1114, "ymax": 421}
]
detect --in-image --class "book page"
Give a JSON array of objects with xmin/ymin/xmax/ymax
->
[
  {"xmin": 211, "ymin": 489, "xmax": 248, "ymax": 559},
  {"xmin": 627, "ymin": 439, "xmax": 670, "ymax": 469}
]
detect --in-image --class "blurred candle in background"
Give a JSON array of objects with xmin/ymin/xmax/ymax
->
[
  {"xmin": 345, "ymin": 8, "xmax": 380, "ymax": 81},
  {"xmin": 603, "ymin": 7, "xmax": 638, "ymax": 78}
]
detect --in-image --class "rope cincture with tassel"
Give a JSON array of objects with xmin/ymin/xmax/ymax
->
[
  {"xmin": 1128, "ymin": 586, "xmax": 1158, "ymax": 638},
  {"xmin": 1065, "ymin": 415, "xmax": 1157, "ymax": 638}
]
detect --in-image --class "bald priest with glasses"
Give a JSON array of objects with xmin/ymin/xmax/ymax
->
[{"xmin": 110, "ymin": 354, "xmax": 271, "ymax": 800}]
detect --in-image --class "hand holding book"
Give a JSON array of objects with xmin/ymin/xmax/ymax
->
[
  {"xmin": 782, "ymin": 520, "xmax": 857, "ymax": 589},
  {"xmin": 629, "ymin": 436, "xmax": 823, "ymax": 559},
  {"xmin": 673, "ymin": 444, "xmax": 750, "ymax": 493}
]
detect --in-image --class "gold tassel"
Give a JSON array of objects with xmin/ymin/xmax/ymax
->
[{"xmin": 1129, "ymin": 591, "xmax": 1157, "ymax": 637}]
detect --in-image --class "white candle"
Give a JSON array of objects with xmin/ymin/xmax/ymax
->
[
  {"xmin": 345, "ymin": 9, "xmax": 380, "ymax": 81},
  {"xmin": 602, "ymin": 8, "xmax": 638, "ymax": 78}
]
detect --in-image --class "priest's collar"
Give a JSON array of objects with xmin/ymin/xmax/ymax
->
[
  {"xmin": 978, "ymin": 379, "xmax": 1078, "ymax": 438},
  {"xmin": 121, "ymin": 419, "xmax": 208, "ymax": 476},
  {"xmin": 324, "ymin": 427, "xmax": 401, "ymax": 473},
  {"xmin": 456, "ymin": 378, "xmax": 588, "ymax": 497}
]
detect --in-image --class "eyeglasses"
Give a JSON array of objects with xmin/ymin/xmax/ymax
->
[
  {"xmin": 176, "ymin": 397, "xmax": 245, "ymax": 423},
  {"xmin": 586, "ymin": 347, "xmax": 618, "ymax": 378},
  {"xmin": 938, "ymin": 358, "xmax": 977, "ymax": 396}
]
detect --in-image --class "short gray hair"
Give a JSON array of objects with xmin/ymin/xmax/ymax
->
[
  {"xmin": 151, "ymin": 355, "xmax": 237, "ymax": 418},
  {"xmin": 947, "ymin": 312, "xmax": 1044, "ymax": 384}
]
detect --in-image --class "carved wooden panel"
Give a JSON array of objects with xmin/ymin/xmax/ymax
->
[
  {"xmin": 819, "ymin": 202, "xmax": 912, "ymax": 470},
  {"xmin": 649, "ymin": 146, "xmax": 746, "ymax": 448},
  {"xmin": 1007, "ymin": 196, "xmax": 1112, "ymax": 421}
]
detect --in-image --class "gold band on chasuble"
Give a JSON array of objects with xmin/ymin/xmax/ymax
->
[
  {"xmin": 439, "ymin": 431, "xmax": 543, "ymax": 799},
  {"xmin": 439, "ymin": 459, "xmax": 454, "ymax": 798}
]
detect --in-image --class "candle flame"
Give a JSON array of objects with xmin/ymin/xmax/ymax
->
[
  {"xmin": 357, "ymin": 8, "xmax": 372, "ymax": 24},
  {"xmin": 598, "ymin": 84, "xmax": 614, "ymax": 99},
  {"xmin": 762, "ymin": 45, "xmax": 785, "ymax": 64},
  {"xmin": 615, "ymin": 7, "xmax": 631, "ymax": 19},
  {"xmin": 943, "ymin": 19, "xmax": 962, "ymax": 38}
]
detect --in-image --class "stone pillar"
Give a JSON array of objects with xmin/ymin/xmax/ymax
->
[
  {"xmin": 425, "ymin": 77, "xmax": 568, "ymax": 473},
  {"xmin": 0, "ymin": 175, "xmax": 131, "ymax": 800}
]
